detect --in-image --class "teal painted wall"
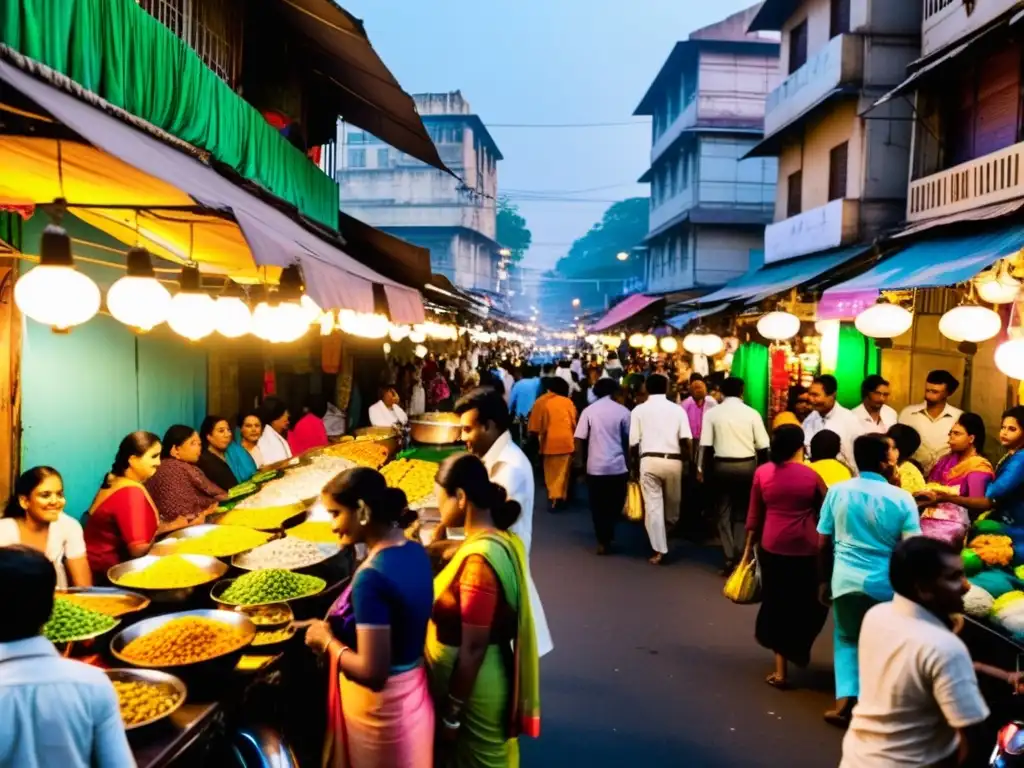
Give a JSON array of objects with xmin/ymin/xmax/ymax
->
[{"xmin": 19, "ymin": 214, "xmax": 207, "ymax": 519}]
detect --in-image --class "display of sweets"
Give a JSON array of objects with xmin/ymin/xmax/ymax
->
[
  {"xmin": 322, "ymin": 441, "xmax": 390, "ymax": 469},
  {"xmin": 59, "ymin": 592, "xmax": 143, "ymax": 618},
  {"xmin": 171, "ymin": 526, "xmax": 271, "ymax": 557},
  {"xmin": 214, "ymin": 506, "xmax": 303, "ymax": 530},
  {"xmin": 233, "ymin": 456, "xmax": 356, "ymax": 510},
  {"xmin": 120, "ymin": 617, "xmax": 250, "ymax": 667},
  {"xmin": 43, "ymin": 598, "xmax": 118, "ymax": 643},
  {"xmin": 219, "ymin": 569, "xmax": 326, "ymax": 606},
  {"xmin": 380, "ymin": 458, "xmax": 436, "ymax": 504},
  {"xmin": 286, "ymin": 521, "xmax": 337, "ymax": 544},
  {"xmin": 234, "ymin": 537, "xmax": 336, "ymax": 570},
  {"xmin": 115, "ymin": 556, "xmax": 215, "ymax": 590},
  {"xmin": 111, "ymin": 678, "xmax": 183, "ymax": 727}
]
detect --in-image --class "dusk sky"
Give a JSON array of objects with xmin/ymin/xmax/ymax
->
[{"xmin": 342, "ymin": 0, "xmax": 762, "ymax": 283}]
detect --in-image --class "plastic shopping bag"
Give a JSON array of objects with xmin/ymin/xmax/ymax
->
[
  {"xmin": 623, "ymin": 480, "xmax": 644, "ymax": 522},
  {"xmin": 723, "ymin": 556, "xmax": 761, "ymax": 605}
]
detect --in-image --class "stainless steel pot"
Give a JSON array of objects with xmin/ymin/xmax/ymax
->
[{"xmin": 409, "ymin": 412, "xmax": 462, "ymax": 444}]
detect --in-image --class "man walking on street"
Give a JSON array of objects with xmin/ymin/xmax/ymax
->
[
  {"xmin": 680, "ymin": 373, "xmax": 716, "ymax": 539},
  {"xmin": 629, "ymin": 373, "xmax": 692, "ymax": 565},
  {"xmin": 699, "ymin": 376, "xmax": 770, "ymax": 574},
  {"xmin": 575, "ymin": 378, "xmax": 630, "ymax": 555},
  {"xmin": 851, "ymin": 375, "xmax": 897, "ymax": 436},
  {"xmin": 840, "ymin": 537, "xmax": 988, "ymax": 767},
  {"xmin": 898, "ymin": 369, "xmax": 962, "ymax": 475},
  {"xmin": 803, "ymin": 374, "xmax": 860, "ymax": 471}
]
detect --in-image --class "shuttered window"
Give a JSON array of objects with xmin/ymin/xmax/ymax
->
[
  {"xmin": 830, "ymin": 0, "xmax": 851, "ymax": 38},
  {"xmin": 945, "ymin": 44, "xmax": 1021, "ymax": 168},
  {"xmin": 789, "ymin": 21, "xmax": 808, "ymax": 74},
  {"xmin": 829, "ymin": 142, "xmax": 849, "ymax": 201},
  {"xmin": 787, "ymin": 171, "xmax": 803, "ymax": 217}
]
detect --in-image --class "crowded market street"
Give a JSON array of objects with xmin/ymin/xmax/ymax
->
[{"xmin": 522, "ymin": 486, "xmax": 843, "ymax": 767}]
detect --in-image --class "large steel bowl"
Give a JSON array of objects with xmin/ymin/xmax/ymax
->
[
  {"xmin": 409, "ymin": 412, "xmax": 462, "ymax": 445},
  {"xmin": 104, "ymin": 668, "xmax": 188, "ymax": 730},
  {"xmin": 107, "ymin": 554, "xmax": 229, "ymax": 604},
  {"xmin": 352, "ymin": 426, "xmax": 403, "ymax": 457},
  {"xmin": 150, "ymin": 524, "xmax": 276, "ymax": 560},
  {"xmin": 110, "ymin": 608, "xmax": 255, "ymax": 673},
  {"xmin": 56, "ymin": 586, "xmax": 151, "ymax": 618}
]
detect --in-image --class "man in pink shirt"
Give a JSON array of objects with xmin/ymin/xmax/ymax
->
[
  {"xmin": 679, "ymin": 373, "xmax": 716, "ymax": 539},
  {"xmin": 680, "ymin": 373, "xmax": 717, "ymax": 446}
]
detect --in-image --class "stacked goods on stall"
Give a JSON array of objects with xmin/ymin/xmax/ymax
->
[{"xmin": 961, "ymin": 519, "xmax": 1024, "ymax": 639}]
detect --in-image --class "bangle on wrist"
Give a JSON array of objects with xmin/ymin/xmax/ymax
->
[{"xmin": 441, "ymin": 716, "xmax": 461, "ymax": 731}]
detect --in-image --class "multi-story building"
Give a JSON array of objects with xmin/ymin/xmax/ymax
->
[
  {"xmin": 635, "ymin": 5, "xmax": 781, "ymax": 295},
  {"xmin": 336, "ymin": 92, "xmax": 502, "ymax": 292},
  {"xmin": 746, "ymin": 0, "xmax": 921, "ymax": 265}
]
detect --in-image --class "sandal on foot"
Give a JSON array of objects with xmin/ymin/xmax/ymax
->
[
  {"xmin": 764, "ymin": 674, "xmax": 790, "ymax": 690},
  {"xmin": 649, "ymin": 553, "xmax": 664, "ymax": 565}
]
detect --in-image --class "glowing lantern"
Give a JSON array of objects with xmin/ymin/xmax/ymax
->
[
  {"xmin": 855, "ymin": 299, "xmax": 912, "ymax": 345},
  {"xmin": 15, "ymin": 223, "xmax": 101, "ymax": 331},
  {"xmin": 976, "ymin": 262, "xmax": 1020, "ymax": 305},
  {"xmin": 756, "ymin": 311, "xmax": 800, "ymax": 341},
  {"xmin": 938, "ymin": 305, "xmax": 1001, "ymax": 349},
  {"xmin": 106, "ymin": 247, "xmax": 171, "ymax": 332},
  {"xmin": 659, "ymin": 336, "xmax": 679, "ymax": 353},
  {"xmin": 212, "ymin": 281, "xmax": 252, "ymax": 338},
  {"xmin": 996, "ymin": 339, "xmax": 1024, "ymax": 380},
  {"xmin": 628, "ymin": 333, "xmax": 644, "ymax": 348},
  {"xmin": 166, "ymin": 266, "xmax": 216, "ymax": 341}
]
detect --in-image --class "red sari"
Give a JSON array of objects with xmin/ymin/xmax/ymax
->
[{"xmin": 83, "ymin": 481, "xmax": 159, "ymax": 579}]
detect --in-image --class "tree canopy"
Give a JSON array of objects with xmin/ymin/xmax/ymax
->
[
  {"xmin": 496, "ymin": 198, "xmax": 532, "ymax": 263},
  {"xmin": 555, "ymin": 197, "xmax": 649, "ymax": 279}
]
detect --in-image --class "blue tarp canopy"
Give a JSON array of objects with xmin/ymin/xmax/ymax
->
[
  {"xmin": 824, "ymin": 227, "xmax": 1024, "ymax": 294},
  {"xmin": 681, "ymin": 246, "xmax": 869, "ymax": 307},
  {"xmin": 668, "ymin": 303, "xmax": 730, "ymax": 329}
]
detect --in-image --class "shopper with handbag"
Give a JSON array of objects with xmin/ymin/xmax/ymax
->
[
  {"xmin": 741, "ymin": 424, "xmax": 829, "ymax": 691},
  {"xmin": 574, "ymin": 378, "xmax": 631, "ymax": 555}
]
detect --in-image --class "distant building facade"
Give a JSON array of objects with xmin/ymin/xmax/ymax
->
[
  {"xmin": 635, "ymin": 5, "xmax": 781, "ymax": 295},
  {"xmin": 336, "ymin": 92, "xmax": 502, "ymax": 291}
]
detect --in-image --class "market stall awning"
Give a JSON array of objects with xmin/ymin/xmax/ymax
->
[
  {"xmin": 667, "ymin": 303, "xmax": 730, "ymax": 329},
  {"xmin": 822, "ymin": 226, "xmax": 1024, "ymax": 295},
  {"xmin": 0, "ymin": 59, "xmax": 425, "ymax": 323},
  {"xmin": 680, "ymin": 246, "xmax": 869, "ymax": 307},
  {"xmin": 270, "ymin": 0, "xmax": 449, "ymax": 174},
  {"xmin": 589, "ymin": 294, "xmax": 661, "ymax": 332}
]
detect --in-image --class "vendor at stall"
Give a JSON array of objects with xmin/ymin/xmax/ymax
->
[
  {"xmin": 83, "ymin": 431, "xmax": 162, "ymax": 580},
  {"xmin": 257, "ymin": 397, "xmax": 293, "ymax": 467},
  {"xmin": 369, "ymin": 385, "xmax": 409, "ymax": 429},
  {"xmin": 927, "ymin": 413, "xmax": 994, "ymax": 497},
  {"xmin": 228, "ymin": 411, "xmax": 260, "ymax": 482},
  {"xmin": 147, "ymin": 425, "xmax": 225, "ymax": 529},
  {"xmin": 198, "ymin": 415, "xmax": 240, "ymax": 491},
  {"xmin": 288, "ymin": 394, "xmax": 330, "ymax": 455},
  {"xmin": 0, "ymin": 467, "xmax": 90, "ymax": 588}
]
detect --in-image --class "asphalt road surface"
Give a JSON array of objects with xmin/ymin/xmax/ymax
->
[{"xmin": 520, "ymin": 482, "xmax": 844, "ymax": 767}]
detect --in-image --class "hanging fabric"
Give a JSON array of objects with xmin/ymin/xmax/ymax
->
[
  {"xmin": 731, "ymin": 342, "xmax": 770, "ymax": 420},
  {"xmin": 835, "ymin": 324, "xmax": 879, "ymax": 409}
]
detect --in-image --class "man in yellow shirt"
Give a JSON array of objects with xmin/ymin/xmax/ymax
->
[{"xmin": 809, "ymin": 430, "xmax": 853, "ymax": 488}]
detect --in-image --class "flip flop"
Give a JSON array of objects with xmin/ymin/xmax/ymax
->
[{"xmin": 765, "ymin": 674, "xmax": 790, "ymax": 690}]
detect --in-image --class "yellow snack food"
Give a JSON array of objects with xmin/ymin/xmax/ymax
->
[
  {"xmin": 121, "ymin": 617, "xmax": 250, "ymax": 666},
  {"xmin": 115, "ymin": 556, "xmax": 214, "ymax": 590},
  {"xmin": 321, "ymin": 441, "xmax": 390, "ymax": 469},
  {"xmin": 286, "ymin": 521, "xmax": 337, "ymax": 544},
  {"xmin": 381, "ymin": 459, "xmax": 436, "ymax": 504},
  {"xmin": 112, "ymin": 679, "xmax": 182, "ymax": 726},
  {"xmin": 60, "ymin": 593, "xmax": 142, "ymax": 617},
  {"xmin": 215, "ymin": 505, "xmax": 303, "ymax": 530},
  {"xmin": 171, "ymin": 526, "xmax": 271, "ymax": 557}
]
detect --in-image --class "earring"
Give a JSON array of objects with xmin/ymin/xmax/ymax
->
[{"xmin": 357, "ymin": 500, "xmax": 370, "ymax": 527}]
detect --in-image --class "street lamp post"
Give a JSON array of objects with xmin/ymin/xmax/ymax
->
[
  {"xmin": 616, "ymin": 251, "xmax": 629, "ymax": 261},
  {"xmin": 572, "ymin": 298, "xmax": 581, "ymax": 308}
]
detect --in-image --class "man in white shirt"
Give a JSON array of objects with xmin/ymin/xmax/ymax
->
[
  {"xmin": 629, "ymin": 373, "xmax": 692, "ymax": 565},
  {"xmin": 555, "ymin": 360, "xmax": 580, "ymax": 395},
  {"xmin": 698, "ymin": 376, "xmax": 770, "ymax": 572},
  {"xmin": 0, "ymin": 546, "xmax": 135, "ymax": 768},
  {"xmin": 898, "ymin": 369, "xmax": 963, "ymax": 475},
  {"xmin": 453, "ymin": 388, "xmax": 553, "ymax": 656},
  {"xmin": 841, "ymin": 537, "xmax": 989, "ymax": 767},
  {"xmin": 851, "ymin": 374, "xmax": 897, "ymax": 436},
  {"xmin": 803, "ymin": 374, "xmax": 860, "ymax": 471},
  {"xmin": 368, "ymin": 385, "xmax": 409, "ymax": 428}
]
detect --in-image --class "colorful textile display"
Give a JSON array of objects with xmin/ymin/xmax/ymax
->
[
  {"xmin": 834, "ymin": 325, "xmax": 879, "ymax": 410},
  {"xmin": 731, "ymin": 342, "xmax": 769, "ymax": 420},
  {"xmin": 768, "ymin": 348, "xmax": 789, "ymax": 426}
]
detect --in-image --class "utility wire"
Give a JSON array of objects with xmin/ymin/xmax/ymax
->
[{"xmin": 487, "ymin": 121, "xmax": 646, "ymax": 128}]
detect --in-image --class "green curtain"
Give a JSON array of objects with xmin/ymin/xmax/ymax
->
[
  {"xmin": 1, "ymin": 0, "xmax": 339, "ymax": 228},
  {"xmin": 0, "ymin": 212, "xmax": 22, "ymax": 250},
  {"xmin": 835, "ymin": 323, "xmax": 880, "ymax": 410},
  {"xmin": 732, "ymin": 342, "xmax": 769, "ymax": 419}
]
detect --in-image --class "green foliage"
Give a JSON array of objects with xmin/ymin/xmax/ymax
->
[
  {"xmin": 496, "ymin": 198, "xmax": 532, "ymax": 263},
  {"xmin": 555, "ymin": 197, "xmax": 649, "ymax": 279}
]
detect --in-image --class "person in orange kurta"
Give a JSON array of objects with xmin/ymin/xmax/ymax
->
[{"xmin": 529, "ymin": 377, "xmax": 578, "ymax": 510}]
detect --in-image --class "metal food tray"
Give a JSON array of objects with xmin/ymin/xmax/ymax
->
[
  {"xmin": 105, "ymin": 668, "xmax": 188, "ymax": 730},
  {"xmin": 56, "ymin": 586, "xmax": 151, "ymax": 617},
  {"xmin": 210, "ymin": 575, "xmax": 328, "ymax": 609},
  {"xmin": 151, "ymin": 524, "xmax": 278, "ymax": 559},
  {"xmin": 107, "ymin": 554, "xmax": 229, "ymax": 603},
  {"xmin": 110, "ymin": 608, "xmax": 256, "ymax": 670}
]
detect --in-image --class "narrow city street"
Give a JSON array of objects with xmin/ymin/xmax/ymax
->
[{"xmin": 522, "ymin": 483, "xmax": 844, "ymax": 767}]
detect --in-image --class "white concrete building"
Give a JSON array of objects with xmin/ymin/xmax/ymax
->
[{"xmin": 336, "ymin": 92, "xmax": 502, "ymax": 292}]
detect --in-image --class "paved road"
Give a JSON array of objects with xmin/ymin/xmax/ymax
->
[{"xmin": 520, "ymin": 484, "xmax": 844, "ymax": 767}]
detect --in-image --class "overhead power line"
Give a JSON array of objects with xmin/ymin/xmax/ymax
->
[{"xmin": 487, "ymin": 121, "xmax": 646, "ymax": 129}]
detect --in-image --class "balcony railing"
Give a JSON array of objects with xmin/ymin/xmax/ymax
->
[
  {"xmin": 922, "ymin": 0, "xmax": 1018, "ymax": 58},
  {"xmin": 764, "ymin": 198, "xmax": 860, "ymax": 264},
  {"xmin": 907, "ymin": 140, "xmax": 1024, "ymax": 222},
  {"xmin": 763, "ymin": 34, "xmax": 863, "ymax": 142}
]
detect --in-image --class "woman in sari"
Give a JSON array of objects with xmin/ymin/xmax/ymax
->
[
  {"xmin": 928, "ymin": 412, "xmax": 995, "ymax": 497},
  {"xmin": 234, "ymin": 410, "xmax": 264, "ymax": 473},
  {"xmin": 146, "ymin": 425, "xmax": 225, "ymax": 530},
  {"xmin": 428, "ymin": 453, "xmax": 541, "ymax": 768},
  {"xmin": 83, "ymin": 432, "xmax": 162, "ymax": 582},
  {"xmin": 304, "ymin": 467, "xmax": 434, "ymax": 768}
]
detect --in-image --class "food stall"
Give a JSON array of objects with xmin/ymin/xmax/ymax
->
[{"xmin": 45, "ymin": 422, "xmax": 465, "ymax": 767}]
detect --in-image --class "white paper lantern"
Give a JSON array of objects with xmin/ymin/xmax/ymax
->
[
  {"xmin": 166, "ymin": 267, "xmax": 216, "ymax": 341},
  {"xmin": 105, "ymin": 247, "xmax": 170, "ymax": 332},
  {"xmin": 757, "ymin": 311, "xmax": 801, "ymax": 341},
  {"xmin": 976, "ymin": 265, "xmax": 1020, "ymax": 305},
  {"xmin": 642, "ymin": 334, "xmax": 657, "ymax": 350},
  {"xmin": 996, "ymin": 339, "xmax": 1024, "ymax": 380},
  {"xmin": 414, "ymin": 344, "xmax": 428, "ymax": 358},
  {"xmin": 251, "ymin": 300, "xmax": 277, "ymax": 342},
  {"xmin": 16, "ymin": 224, "xmax": 101, "ymax": 331},
  {"xmin": 659, "ymin": 336, "xmax": 678, "ymax": 353},
  {"xmin": 213, "ymin": 295, "xmax": 252, "ymax": 338},
  {"xmin": 628, "ymin": 333, "xmax": 644, "ymax": 348},
  {"xmin": 938, "ymin": 305, "xmax": 1002, "ymax": 344},
  {"xmin": 389, "ymin": 324, "xmax": 410, "ymax": 342},
  {"xmin": 855, "ymin": 302, "xmax": 913, "ymax": 340},
  {"xmin": 273, "ymin": 301, "xmax": 311, "ymax": 343},
  {"xmin": 682, "ymin": 332, "xmax": 724, "ymax": 357}
]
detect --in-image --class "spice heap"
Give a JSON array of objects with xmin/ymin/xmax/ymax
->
[
  {"xmin": 381, "ymin": 458, "xmax": 436, "ymax": 504},
  {"xmin": 219, "ymin": 569, "xmax": 326, "ymax": 606},
  {"xmin": 215, "ymin": 506, "xmax": 303, "ymax": 530},
  {"xmin": 59, "ymin": 593, "xmax": 144, "ymax": 618},
  {"xmin": 233, "ymin": 456, "xmax": 356, "ymax": 510},
  {"xmin": 43, "ymin": 598, "xmax": 117, "ymax": 643},
  {"xmin": 171, "ymin": 526, "xmax": 271, "ymax": 557},
  {"xmin": 251, "ymin": 626, "xmax": 295, "ymax": 646},
  {"xmin": 120, "ymin": 617, "xmax": 250, "ymax": 666},
  {"xmin": 322, "ymin": 441, "xmax": 390, "ymax": 469},
  {"xmin": 235, "ymin": 537, "xmax": 336, "ymax": 570},
  {"xmin": 286, "ymin": 521, "xmax": 336, "ymax": 544},
  {"xmin": 115, "ymin": 556, "xmax": 215, "ymax": 590},
  {"xmin": 111, "ymin": 678, "xmax": 183, "ymax": 727}
]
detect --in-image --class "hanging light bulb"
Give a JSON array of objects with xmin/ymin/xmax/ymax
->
[
  {"xmin": 270, "ymin": 266, "xmax": 312, "ymax": 343},
  {"xmin": 250, "ymin": 290, "xmax": 277, "ymax": 342},
  {"xmin": 659, "ymin": 336, "xmax": 678, "ymax": 353},
  {"xmin": 389, "ymin": 324, "xmax": 410, "ymax": 342},
  {"xmin": 383, "ymin": 342, "xmax": 392, "ymax": 355},
  {"xmin": 15, "ymin": 222, "xmax": 101, "ymax": 331},
  {"xmin": 319, "ymin": 309, "xmax": 335, "ymax": 336},
  {"xmin": 212, "ymin": 280, "xmax": 252, "ymax": 339},
  {"xmin": 300, "ymin": 294, "xmax": 322, "ymax": 324},
  {"xmin": 414, "ymin": 343, "xmax": 428, "ymax": 358},
  {"xmin": 996, "ymin": 339, "xmax": 1024, "ymax": 379},
  {"xmin": 628, "ymin": 333, "xmax": 644, "ymax": 348},
  {"xmin": 682, "ymin": 326, "xmax": 724, "ymax": 357},
  {"xmin": 938, "ymin": 304, "xmax": 1002, "ymax": 354},
  {"xmin": 642, "ymin": 334, "xmax": 657, "ymax": 350},
  {"xmin": 106, "ymin": 246, "xmax": 171, "ymax": 332},
  {"xmin": 757, "ymin": 311, "xmax": 801, "ymax": 341},
  {"xmin": 854, "ymin": 298, "xmax": 912, "ymax": 348},
  {"xmin": 408, "ymin": 324, "xmax": 428, "ymax": 344},
  {"xmin": 976, "ymin": 261, "xmax": 1021, "ymax": 305},
  {"xmin": 166, "ymin": 265, "xmax": 216, "ymax": 341}
]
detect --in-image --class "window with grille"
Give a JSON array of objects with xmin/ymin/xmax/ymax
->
[
  {"xmin": 348, "ymin": 149, "xmax": 366, "ymax": 168},
  {"xmin": 787, "ymin": 171, "xmax": 803, "ymax": 217},
  {"xmin": 829, "ymin": 142, "xmax": 849, "ymax": 201},
  {"xmin": 789, "ymin": 20, "xmax": 808, "ymax": 74},
  {"xmin": 139, "ymin": 0, "xmax": 242, "ymax": 87}
]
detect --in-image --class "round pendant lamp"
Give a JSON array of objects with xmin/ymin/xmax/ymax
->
[
  {"xmin": 106, "ymin": 247, "xmax": 171, "ymax": 332},
  {"xmin": 16, "ymin": 223, "xmax": 101, "ymax": 331}
]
